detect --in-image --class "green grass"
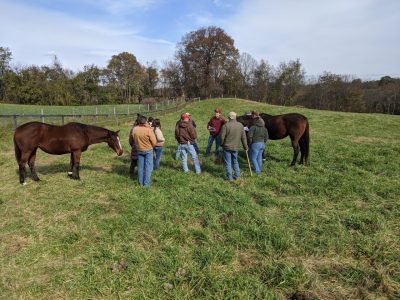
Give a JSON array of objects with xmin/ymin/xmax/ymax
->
[{"xmin": 0, "ymin": 99, "xmax": 399, "ymax": 299}]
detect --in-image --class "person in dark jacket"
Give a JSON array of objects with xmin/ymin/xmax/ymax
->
[
  {"xmin": 248, "ymin": 114, "xmax": 269, "ymax": 174},
  {"xmin": 205, "ymin": 108, "xmax": 226, "ymax": 158},
  {"xmin": 175, "ymin": 113, "xmax": 201, "ymax": 174},
  {"xmin": 220, "ymin": 112, "xmax": 248, "ymax": 180}
]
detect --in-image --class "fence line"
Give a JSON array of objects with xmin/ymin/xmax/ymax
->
[{"xmin": 0, "ymin": 98, "xmax": 197, "ymax": 129}]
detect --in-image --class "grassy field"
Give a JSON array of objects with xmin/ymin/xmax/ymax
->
[{"xmin": 0, "ymin": 99, "xmax": 399, "ymax": 299}]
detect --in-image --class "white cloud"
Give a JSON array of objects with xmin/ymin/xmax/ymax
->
[
  {"xmin": 0, "ymin": 1, "xmax": 174, "ymax": 71},
  {"xmin": 224, "ymin": 0, "xmax": 400, "ymax": 78}
]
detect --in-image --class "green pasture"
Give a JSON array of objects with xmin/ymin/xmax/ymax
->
[{"xmin": 0, "ymin": 99, "xmax": 399, "ymax": 299}]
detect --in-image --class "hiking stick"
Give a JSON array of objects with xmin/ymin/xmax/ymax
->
[{"xmin": 245, "ymin": 150, "xmax": 253, "ymax": 176}]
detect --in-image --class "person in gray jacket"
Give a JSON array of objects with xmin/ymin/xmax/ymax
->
[
  {"xmin": 248, "ymin": 114, "xmax": 269, "ymax": 174},
  {"xmin": 220, "ymin": 112, "xmax": 248, "ymax": 180}
]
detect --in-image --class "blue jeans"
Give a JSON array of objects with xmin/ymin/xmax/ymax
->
[
  {"xmin": 205, "ymin": 134, "xmax": 221, "ymax": 158},
  {"xmin": 137, "ymin": 149, "xmax": 153, "ymax": 187},
  {"xmin": 181, "ymin": 144, "xmax": 201, "ymax": 174},
  {"xmin": 154, "ymin": 146, "xmax": 163, "ymax": 170},
  {"xmin": 223, "ymin": 149, "xmax": 240, "ymax": 180},
  {"xmin": 251, "ymin": 142, "xmax": 265, "ymax": 174}
]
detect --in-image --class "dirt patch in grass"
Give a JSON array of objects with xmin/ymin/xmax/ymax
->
[{"xmin": 0, "ymin": 233, "xmax": 32, "ymax": 255}]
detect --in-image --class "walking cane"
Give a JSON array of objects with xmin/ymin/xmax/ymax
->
[{"xmin": 245, "ymin": 149, "xmax": 253, "ymax": 176}]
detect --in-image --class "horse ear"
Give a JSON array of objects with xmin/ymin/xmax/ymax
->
[{"xmin": 116, "ymin": 130, "xmax": 120, "ymax": 135}]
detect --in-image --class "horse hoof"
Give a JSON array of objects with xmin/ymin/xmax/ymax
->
[
  {"xmin": 67, "ymin": 172, "xmax": 73, "ymax": 177},
  {"xmin": 21, "ymin": 182, "xmax": 27, "ymax": 186}
]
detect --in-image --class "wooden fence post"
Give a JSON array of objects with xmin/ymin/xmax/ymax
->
[
  {"xmin": 61, "ymin": 115, "xmax": 65, "ymax": 125},
  {"xmin": 41, "ymin": 109, "xmax": 44, "ymax": 123}
]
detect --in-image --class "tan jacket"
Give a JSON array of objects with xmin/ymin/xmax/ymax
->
[
  {"xmin": 154, "ymin": 127, "xmax": 165, "ymax": 147},
  {"xmin": 132, "ymin": 124, "xmax": 157, "ymax": 151}
]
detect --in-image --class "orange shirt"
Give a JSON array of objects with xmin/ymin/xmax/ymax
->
[{"xmin": 132, "ymin": 124, "xmax": 157, "ymax": 151}]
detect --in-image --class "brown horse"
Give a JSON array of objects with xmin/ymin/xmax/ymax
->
[
  {"xmin": 14, "ymin": 122, "xmax": 123, "ymax": 184},
  {"xmin": 237, "ymin": 113, "xmax": 310, "ymax": 165}
]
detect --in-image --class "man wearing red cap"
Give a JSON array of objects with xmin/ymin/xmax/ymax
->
[
  {"xmin": 175, "ymin": 113, "xmax": 201, "ymax": 174},
  {"xmin": 205, "ymin": 108, "xmax": 226, "ymax": 159}
]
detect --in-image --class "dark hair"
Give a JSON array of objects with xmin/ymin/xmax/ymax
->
[
  {"xmin": 138, "ymin": 115, "xmax": 147, "ymax": 125},
  {"xmin": 152, "ymin": 118, "xmax": 161, "ymax": 129},
  {"xmin": 148, "ymin": 117, "xmax": 154, "ymax": 123}
]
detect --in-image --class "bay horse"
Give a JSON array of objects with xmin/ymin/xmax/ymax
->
[
  {"xmin": 237, "ymin": 113, "xmax": 310, "ymax": 165},
  {"xmin": 14, "ymin": 122, "xmax": 123, "ymax": 184}
]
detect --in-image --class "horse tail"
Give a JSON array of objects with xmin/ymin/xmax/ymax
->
[
  {"xmin": 14, "ymin": 135, "xmax": 21, "ymax": 163},
  {"xmin": 301, "ymin": 120, "xmax": 310, "ymax": 164}
]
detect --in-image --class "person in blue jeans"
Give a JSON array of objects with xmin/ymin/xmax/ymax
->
[
  {"xmin": 175, "ymin": 113, "xmax": 201, "ymax": 174},
  {"xmin": 220, "ymin": 112, "xmax": 248, "ymax": 180},
  {"xmin": 205, "ymin": 108, "xmax": 226, "ymax": 159},
  {"xmin": 132, "ymin": 115, "xmax": 157, "ymax": 187},
  {"xmin": 248, "ymin": 113, "xmax": 269, "ymax": 174},
  {"xmin": 151, "ymin": 118, "xmax": 165, "ymax": 170}
]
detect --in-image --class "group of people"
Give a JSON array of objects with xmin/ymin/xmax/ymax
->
[{"xmin": 128, "ymin": 109, "xmax": 269, "ymax": 187}]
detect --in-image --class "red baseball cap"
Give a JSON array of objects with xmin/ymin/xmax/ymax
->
[
  {"xmin": 181, "ymin": 113, "xmax": 190, "ymax": 120},
  {"xmin": 215, "ymin": 108, "xmax": 222, "ymax": 113}
]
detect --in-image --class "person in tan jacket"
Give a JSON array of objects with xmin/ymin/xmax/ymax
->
[
  {"xmin": 132, "ymin": 115, "xmax": 157, "ymax": 187},
  {"xmin": 151, "ymin": 118, "xmax": 165, "ymax": 170}
]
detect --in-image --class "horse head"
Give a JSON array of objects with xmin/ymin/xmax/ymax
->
[
  {"xmin": 107, "ymin": 130, "xmax": 123, "ymax": 156},
  {"xmin": 236, "ymin": 114, "xmax": 254, "ymax": 128}
]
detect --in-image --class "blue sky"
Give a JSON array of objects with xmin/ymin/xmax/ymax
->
[{"xmin": 1, "ymin": 0, "xmax": 399, "ymax": 79}]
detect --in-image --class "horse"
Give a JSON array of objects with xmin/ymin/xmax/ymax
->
[
  {"xmin": 14, "ymin": 122, "xmax": 123, "ymax": 184},
  {"xmin": 237, "ymin": 113, "xmax": 310, "ymax": 165}
]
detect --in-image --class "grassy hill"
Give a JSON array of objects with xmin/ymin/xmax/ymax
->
[{"xmin": 0, "ymin": 99, "xmax": 399, "ymax": 299}]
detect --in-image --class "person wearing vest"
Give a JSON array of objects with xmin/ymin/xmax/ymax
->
[{"xmin": 220, "ymin": 112, "xmax": 248, "ymax": 180}]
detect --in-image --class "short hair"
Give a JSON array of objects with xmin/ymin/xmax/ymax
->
[
  {"xmin": 138, "ymin": 115, "xmax": 147, "ymax": 125},
  {"xmin": 152, "ymin": 118, "xmax": 161, "ymax": 128}
]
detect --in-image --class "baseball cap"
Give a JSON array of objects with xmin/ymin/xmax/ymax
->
[{"xmin": 181, "ymin": 113, "xmax": 190, "ymax": 120}]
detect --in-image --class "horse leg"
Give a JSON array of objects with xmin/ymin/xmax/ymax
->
[
  {"xmin": 68, "ymin": 153, "xmax": 74, "ymax": 177},
  {"xmin": 290, "ymin": 139, "xmax": 300, "ymax": 166},
  {"xmin": 18, "ymin": 152, "xmax": 30, "ymax": 185},
  {"xmin": 28, "ymin": 148, "xmax": 40, "ymax": 181},
  {"xmin": 71, "ymin": 151, "xmax": 82, "ymax": 180}
]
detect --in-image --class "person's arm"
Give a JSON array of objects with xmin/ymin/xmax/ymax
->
[
  {"xmin": 220, "ymin": 124, "xmax": 226, "ymax": 146},
  {"xmin": 192, "ymin": 120, "xmax": 197, "ymax": 128},
  {"xmin": 264, "ymin": 128, "xmax": 269, "ymax": 143},
  {"xmin": 189, "ymin": 127, "xmax": 197, "ymax": 140},
  {"xmin": 149, "ymin": 128, "xmax": 157, "ymax": 146},
  {"xmin": 175, "ymin": 124, "xmax": 180, "ymax": 143},
  {"xmin": 241, "ymin": 127, "xmax": 248, "ymax": 150},
  {"xmin": 129, "ymin": 128, "xmax": 134, "ymax": 146}
]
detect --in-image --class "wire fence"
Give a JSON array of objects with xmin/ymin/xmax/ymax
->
[{"xmin": 0, "ymin": 98, "xmax": 201, "ymax": 129}]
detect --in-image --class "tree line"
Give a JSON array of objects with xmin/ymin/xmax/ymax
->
[{"xmin": 1, "ymin": 26, "xmax": 399, "ymax": 114}]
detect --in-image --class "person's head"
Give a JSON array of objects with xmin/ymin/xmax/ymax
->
[
  {"xmin": 185, "ymin": 112, "xmax": 191, "ymax": 119},
  {"xmin": 152, "ymin": 118, "xmax": 161, "ymax": 128},
  {"xmin": 251, "ymin": 110, "xmax": 259, "ymax": 118},
  {"xmin": 228, "ymin": 111, "xmax": 237, "ymax": 120},
  {"xmin": 138, "ymin": 115, "xmax": 147, "ymax": 125},
  {"xmin": 147, "ymin": 117, "xmax": 154, "ymax": 126},
  {"xmin": 215, "ymin": 108, "xmax": 222, "ymax": 118}
]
